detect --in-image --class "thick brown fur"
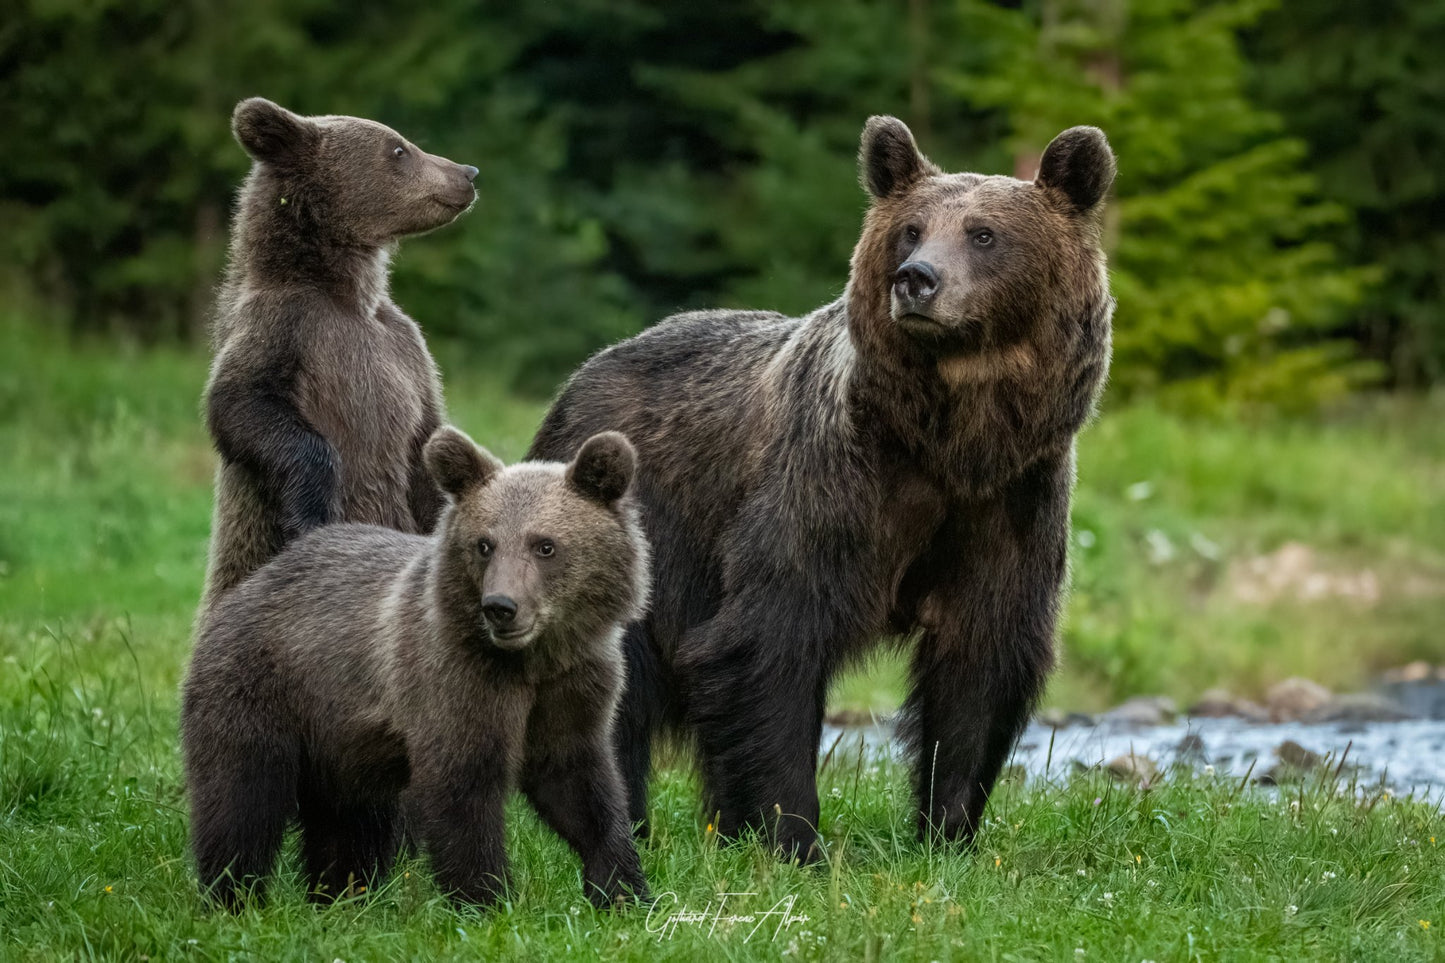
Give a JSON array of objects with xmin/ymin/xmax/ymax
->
[
  {"xmin": 182, "ymin": 427, "xmax": 650, "ymax": 910},
  {"xmin": 200, "ymin": 98, "xmax": 478, "ymax": 614},
  {"xmin": 529, "ymin": 117, "xmax": 1115, "ymax": 860}
]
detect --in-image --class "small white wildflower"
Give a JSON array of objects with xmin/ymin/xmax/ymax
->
[
  {"xmin": 829, "ymin": 787, "xmax": 843, "ymax": 799},
  {"xmin": 569, "ymin": 904, "xmax": 581, "ymax": 916},
  {"xmin": 1331, "ymin": 828, "xmax": 1338, "ymax": 835},
  {"xmin": 1203, "ymin": 764, "xmax": 1215, "ymax": 776},
  {"xmin": 1286, "ymin": 905, "xmax": 1298, "ymax": 916},
  {"xmin": 1077, "ymin": 869, "xmax": 1087, "ymax": 876},
  {"xmin": 1321, "ymin": 871, "xmax": 1336, "ymax": 882},
  {"xmin": 1147, "ymin": 879, "xmax": 1158, "ymax": 887},
  {"xmin": 1102, "ymin": 892, "xmax": 1113, "ymax": 902}
]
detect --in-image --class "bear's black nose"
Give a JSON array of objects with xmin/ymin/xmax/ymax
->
[
  {"xmin": 482, "ymin": 595, "xmax": 516, "ymax": 625},
  {"xmin": 462, "ymin": 165, "xmax": 479, "ymax": 182},
  {"xmin": 893, "ymin": 261, "xmax": 939, "ymax": 306}
]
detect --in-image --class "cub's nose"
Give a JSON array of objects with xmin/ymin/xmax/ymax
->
[
  {"xmin": 893, "ymin": 260, "xmax": 939, "ymax": 305},
  {"xmin": 461, "ymin": 164, "xmax": 479, "ymax": 182},
  {"xmin": 481, "ymin": 595, "xmax": 516, "ymax": 626}
]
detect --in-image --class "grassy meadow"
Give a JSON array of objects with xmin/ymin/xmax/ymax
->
[{"xmin": 2, "ymin": 314, "xmax": 1443, "ymax": 960}]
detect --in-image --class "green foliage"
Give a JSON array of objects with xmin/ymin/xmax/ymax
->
[
  {"xmin": 1247, "ymin": 0, "xmax": 1445, "ymax": 387},
  {"xmin": 950, "ymin": 0, "xmax": 1380, "ymax": 412},
  {"xmin": 4, "ymin": 0, "xmax": 1424, "ymax": 404}
]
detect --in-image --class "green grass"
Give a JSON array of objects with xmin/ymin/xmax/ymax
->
[
  {"xmin": 2, "ymin": 620, "xmax": 1442, "ymax": 961},
  {"xmin": 2, "ymin": 315, "xmax": 1444, "ymax": 959}
]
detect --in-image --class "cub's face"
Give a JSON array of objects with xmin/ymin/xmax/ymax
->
[
  {"xmin": 424, "ymin": 428, "xmax": 645, "ymax": 652},
  {"xmin": 232, "ymin": 97, "xmax": 478, "ymax": 244},
  {"xmin": 852, "ymin": 117, "xmax": 1116, "ymax": 360}
]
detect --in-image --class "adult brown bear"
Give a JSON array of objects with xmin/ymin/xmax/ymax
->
[{"xmin": 530, "ymin": 116, "xmax": 1115, "ymax": 860}]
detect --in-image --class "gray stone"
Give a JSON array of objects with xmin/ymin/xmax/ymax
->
[
  {"xmin": 1276, "ymin": 739, "xmax": 1325, "ymax": 771},
  {"xmin": 1106, "ymin": 753, "xmax": 1159, "ymax": 788},
  {"xmin": 1174, "ymin": 733, "xmax": 1208, "ymax": 764},
  {"xmin": 1100, "ymin": 696, "xmax": 1177, "ymax": 727},
  {"xmin": 1188, "ymin": 688, "xmax": 1271, "ymax": 722},
  {"xmin": 1302, "ymin": 692, "xmax": 1415, "ymax": 724},
  {"xmin": 1266, "ymin": 677, "xmax": 1332, "ymax": 722},
  {"xmin": 1038, "ymin": 707, "xmax": 1096, "ymax": 729}
]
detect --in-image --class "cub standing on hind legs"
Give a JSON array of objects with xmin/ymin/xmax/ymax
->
[
  {"xmin": 200, "ymin": 97, "xmax": 478, "ymax": 613},
  {"xmin": 530, "ymin": 116, "xmax": 1115, "ymax": 861},
  {"xmin": 182, "ymin": 427, "xmax": 650, "ymax": 910}
]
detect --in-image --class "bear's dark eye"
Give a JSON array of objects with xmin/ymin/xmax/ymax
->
[
  {"xmin": 534, "ymin": 539, "xmax": 556, "ymax": 559},
  {"xmin": 904, "ymin": 226, "xmax": 921, "ymax": 244},
  {"xmin": 392, "ymin": 145, "xmax": 407, "ymax": 159},
  {"xmin": 477, "ymin": 538, "xmax": 494, "ymax": 558},
  {"xmin": 973, "ymin": 230, "xmax": 995, "ymax": 247}
]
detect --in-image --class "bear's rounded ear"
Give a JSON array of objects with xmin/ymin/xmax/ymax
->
[
  {"xmin": 232, "ymin": 98, "xmax": 320, "ymax": 168},
  {"xmin": 859, "ymin": 116, "xmax": 939, "ymax": 200},
  {"xmin": 1035, "ymin": 126, "xmax": 1116, "ymax": 215},
  {"xmin": 424, "ymin": 426, "xmax": 504, "ymax": 499},
  {"xmin": 567, "ymin": 431, "xmax": 636, "ymax": 506}
]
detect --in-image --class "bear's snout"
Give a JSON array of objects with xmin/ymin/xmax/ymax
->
[
  {"xmin": 892, "ymin": 260, "xmax": 939, "ymax": 315},
  {"xmin": 482, "ymin": 594, "xmax": 517, "ymax": 627}
]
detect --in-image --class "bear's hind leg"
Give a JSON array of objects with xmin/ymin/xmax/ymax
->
[
  {"xmin": 187, "ymin": 738, "xmax": 299, "ymax": 910},
  {"xmin": 298, "ymin": 781, "xmax": 401, "ymax": 902}
]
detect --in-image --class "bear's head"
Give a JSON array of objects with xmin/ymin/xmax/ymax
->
[
  {"xmin": 423, "ymin": 426, "xmax": 649, "ymax": 656},
  {"xmin": 848, "ymin": 117, "xmax": 1116, "ymax": 378},
  {"xmin": 232, "ymin": 97, "xmax": 477, "ymax": 245}
]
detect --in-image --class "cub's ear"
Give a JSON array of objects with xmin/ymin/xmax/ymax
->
[
  {"xmin": 567, "ymin": 431, "xmax": 636, "ymax": 506},
  {"xmin": 1036, "ymin": 126, "xmax": 1116, "ymax": 215},
  {"xmin": 424, "ymin": 426, "xmax": 504, "ymax": 499},
  {"xmin": 859, "ymin": 116, "xmax": 940, "ymax": 200},
  {"xmin": 232, "ymin": 97, "xmax": 320, "ymax": 168}
]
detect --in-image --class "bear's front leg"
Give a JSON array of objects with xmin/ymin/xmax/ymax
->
[
  {"xmin": 677, "ymin": 598, "xmax": 839, "ymax": 863},
  {"xmin": 904, "ymin": 452, "xmax": 1073, "ymax": 843},
  {"xmin": 411, "ymin": 752, "xmax": 514, "ymax": 907},
  {"xmin": 522, "ymin": 661, "xmax": 648, "ymax": 908}
]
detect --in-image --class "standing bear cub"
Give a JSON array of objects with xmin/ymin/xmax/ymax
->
[
  {"xmin": 201, "ymin": 98, "xmax": 478, "ymax": 613},
  {"xmin": 531, "ymin": 117, "xmax": 1115, "ymax": 860},
  {"xmin": 182, "ymin": 427, "xmax": 650, "ymax": 910}
]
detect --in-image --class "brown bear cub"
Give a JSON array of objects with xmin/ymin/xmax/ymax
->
[
  {"xmin": 182, "ymin": 427, "xmax": 650, "ymax": 910},
  {"xmin": 531, "ymin": 117, "xmax": 1115, "ymax": 860},
  {"xmin": 200, "ymin": 98, "xmax": 478, "ymax": 613}
]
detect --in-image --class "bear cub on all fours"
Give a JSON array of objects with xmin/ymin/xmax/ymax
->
[
  {"xmin": 200, "ymin": 98, "xmax": 478, "ymax": 615},
  {"xmin": 182, "ymin": 427, "xmax": 650, "ymax": 911}
]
